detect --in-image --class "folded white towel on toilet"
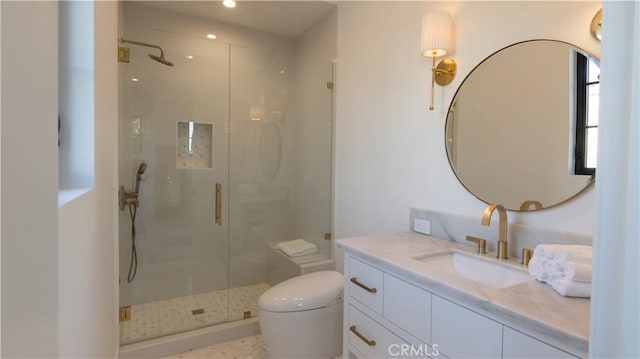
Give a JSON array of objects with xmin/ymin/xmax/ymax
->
[
  {"xmin": 560, "ymin": 261, "xmax": 592, "ymax": 283},
  {"xmin": 551, "ymin": 277, "xmax": 591, "ymax": 298},
  {"xmin": 276, "ymin": 239, "xmax": 318, "ymax": 257}
]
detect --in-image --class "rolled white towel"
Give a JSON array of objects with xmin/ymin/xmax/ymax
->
[
  {"xmin": 543, "ymin": 260, "xmax": 562, "ymax": 280},
  {"xmin": 560, "ymin": 261, "xmax": 592, "ymax": 283},
  {"xmin": 276, "ymin": 239, "xmax": 318, "ymax": 257},
  {"xmin": 533, "ymin": 244, "xmax": 563, "ymax": 259},
  {"xmin": 528, "ymin": 256, "xmax": 544, "ymax": 278},
  {"xmin": 528, "ymin": 257, "xmax": 560, "ymax": 284},
  {"xmin": 554, "ymin": 245, "xmax": 592, "ymax": 265},
  {"xmin": 550, "ymin": 277, "xmax": 591, "ymax": 298}
]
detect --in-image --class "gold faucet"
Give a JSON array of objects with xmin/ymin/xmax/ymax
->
[{"xmin": 481, "ymin": 203, "xmax": 509, "ymax": 260}]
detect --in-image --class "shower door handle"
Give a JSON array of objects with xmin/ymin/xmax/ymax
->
[{"xmin": 215, "ymin": 183, "xmax": 222, "ymax": 225}]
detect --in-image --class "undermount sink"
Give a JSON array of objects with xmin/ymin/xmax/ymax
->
[{"xmin": 411, "ymin": 250, "xmax": 533, "ymax": 289}]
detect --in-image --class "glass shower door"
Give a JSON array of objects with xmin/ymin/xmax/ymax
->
[
  {"xmin": 226, "ymin": 43, "xmax": 335, "ymax": 320},
  {"xmin": 118, "ymin": 29, "xmax": 231, "ymax": 344}
]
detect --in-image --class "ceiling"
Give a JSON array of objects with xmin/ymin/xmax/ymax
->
[{"xmin": 142, "ymin": 1, "xmax": 336, "ymax": 39}]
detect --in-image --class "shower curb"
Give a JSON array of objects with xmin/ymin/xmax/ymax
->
[{"xmin": 118, "ymin": 318, "xmax": 260, "ymax": 358}]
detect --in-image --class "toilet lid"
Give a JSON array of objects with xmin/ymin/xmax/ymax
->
[{"xmin": 259, "ymin": 271, "xmax": 343, "ymax": 312}]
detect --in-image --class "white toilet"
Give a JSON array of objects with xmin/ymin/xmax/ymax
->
[{"xmin": 258, "ymin": 270, "xmax": 344, "ymax": 358}]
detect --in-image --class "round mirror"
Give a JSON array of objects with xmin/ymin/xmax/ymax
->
[{"xmin": 445, "ymin": 40, "xmax": 599, "ymax": 211}]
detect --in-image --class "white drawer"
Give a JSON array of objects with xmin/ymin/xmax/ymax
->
[
  {"xmin": 432, "ymin": 295, "xmax": 502, "ymax": 358},
  {"xmin": 383, "ymin": 273, "xmax": 431, "ymax": 343},
  {"xmin": 503, "ymin": 327, "xmax": 578, "ymax": 359},
  {"xmin": 348, "ymin": 305, "xmax": 407, "ymax": 359},
  {"xmin": 349, "ymin": 257, "xmax": 383, "ymax": 314}
]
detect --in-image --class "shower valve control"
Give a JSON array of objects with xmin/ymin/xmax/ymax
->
[
  {"xmin": 119, "ymin": 186, "xmax": 139, "ymax": 210},
  {"xmin": 119, "ymin": 162, "xmax": 148, "ymax": 211}
]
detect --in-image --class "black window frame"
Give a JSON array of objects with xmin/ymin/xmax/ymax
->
[{"xmin": 574, "ymin": 53, "xmax": 598, "ymax": 177}]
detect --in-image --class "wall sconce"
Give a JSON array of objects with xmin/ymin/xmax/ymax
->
[{"xmin": 421, "ymin": 11, "xmax": 457, "ymax": 111}]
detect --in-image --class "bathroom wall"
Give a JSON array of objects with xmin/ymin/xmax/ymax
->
[
  {"xmin": 58, "ymin": 3, "xmax": 120, "ymax": 357},
  {"xmin": 1, "ymin": 1, "xmax": 119, "ymax": 357},
  {"xmin": 1, "ymin": 3, "xmax": 60, "ymax": 356},
  {"xmin": 334, "ymin": 1, "xmax": 601, "ymax": 272}
]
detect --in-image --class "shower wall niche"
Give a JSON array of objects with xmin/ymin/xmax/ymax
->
[{"xmin": 177, "ymin": 121, "xmax": 213, "ymax": 169}]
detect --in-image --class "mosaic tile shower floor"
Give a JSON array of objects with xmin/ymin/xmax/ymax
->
[{"xmin": 120, "ymin": 283, "xmax": 270, "ymax": 344}]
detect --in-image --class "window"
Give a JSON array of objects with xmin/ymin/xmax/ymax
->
[{"xmin": 574, "ymin": 53, "xmax": 599, "ymax": 176}]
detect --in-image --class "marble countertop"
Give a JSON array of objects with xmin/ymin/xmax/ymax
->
[{"xmin": 337, "ymin": 231, "xmax": 590, "ymax": 357}]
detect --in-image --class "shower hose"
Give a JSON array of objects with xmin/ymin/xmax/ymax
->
[{"xmin": 127, "ymin": 203, "xmax": 138, "ymax": 283}]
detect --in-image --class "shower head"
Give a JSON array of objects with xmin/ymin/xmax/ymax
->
[
  {"xmin": 148, "ymin": 53, "xmax": 174, "ymax": 67},
  {"xmin": 120, "ymin": 38, "xmax": 174, "ymax": 67}
]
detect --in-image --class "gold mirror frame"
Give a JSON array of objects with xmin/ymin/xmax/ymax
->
[{"xmin": 591, "ymin": 9, "xmax": 602, "ymax": 41}]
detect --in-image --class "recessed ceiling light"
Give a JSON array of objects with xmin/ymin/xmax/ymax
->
[
  {"xmin": 131, "ymin": 78, "xmax": 139, "ymax": 82},
  {"xmin": 186, "ymin": 55, "xmax": 195, "ymax": 60},
  {"xmin": 223, "ymin": 0, "xmax": 236, "ymax": 8},
  {"xmin": 206, "ymin": 33, "xmax": 217, "ymax": 40},
  {"xmin": 280, "ymin": 70, "xmax": 286, "ymax": 74}
]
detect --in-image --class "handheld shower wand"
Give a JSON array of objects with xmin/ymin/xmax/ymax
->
[
  {"xmin": 134, "ymin": 162, "xmax": 147, "ymax": 197},
  {"xmin": 120, "ymin": 162, "xmax": 148, "ymax": 283}
]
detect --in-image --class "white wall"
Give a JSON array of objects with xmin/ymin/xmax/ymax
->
[
  {"xmin": 1, "ymin": 1, "xmax": 119, "ymax": 357},
  {"xmin": 296, "ymin": 9, "xmax": 337, "ymax": 62},
  {"xmin": 1, "ymin": 2, "xmax": 60, "ymax": 357},
  {"xmin": 334, "ymin": 1, "xmax": 601, "ymax": 271},
  {"xmin": 589, "ymin": 1, "xmax": 640, "ymax": 357},
  {"xmin": 58, "ymin": 1, "xmax": 95, "ymax": 192},
  {"xmin": 57, "ymin": 2, "xmax": 119, "ymax": 357},
  {"xmin": 0, "ymin": 1, "xmax": 2, "ymax": 354}
]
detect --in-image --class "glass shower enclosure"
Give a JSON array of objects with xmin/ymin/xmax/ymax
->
[{"xmin": 118, "ymin": 2, "xmax": 334, "ymax": 344}]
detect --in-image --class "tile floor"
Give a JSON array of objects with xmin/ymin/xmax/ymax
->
[
  {"xmin": 163, "ymin": 335, "xmax": 266, "ymax": 359},
  {"xmin": 121, "ymin": 283, "xmax": 270, "ymax": 344}
]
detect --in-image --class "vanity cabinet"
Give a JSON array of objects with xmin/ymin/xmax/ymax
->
[{"xmin": 343, "ymin": 254, "xmax": 581, "ymax": 359}]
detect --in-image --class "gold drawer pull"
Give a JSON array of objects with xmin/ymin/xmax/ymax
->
[
  {"xmin": 350, "ymin": 277, "xmax": 377, "ymax": 293},
  {"xmin": 350, "ymin": 325, "xmax": 376, "ymax": 347}
]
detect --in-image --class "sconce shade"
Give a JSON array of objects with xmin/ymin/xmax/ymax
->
[{"xmin": 421, "ymin": 11, "xmax": 453, "ymax": 58}]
